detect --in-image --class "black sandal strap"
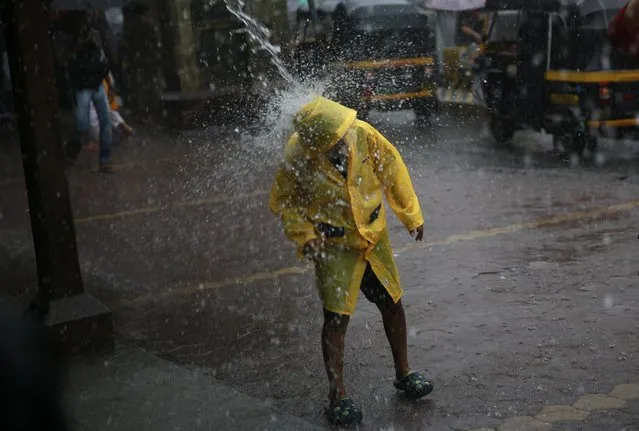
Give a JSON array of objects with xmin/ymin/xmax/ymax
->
[{"xmin": 326, "ymin": 398, "xmax": 363, "ymax": 427}]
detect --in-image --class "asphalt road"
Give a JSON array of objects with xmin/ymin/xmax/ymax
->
[{"xmin": 2, "ymin": 108, "xmax": 639, "ymax": 430}]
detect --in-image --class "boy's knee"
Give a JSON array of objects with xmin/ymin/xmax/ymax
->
[
  {"xmin": 323, "ymin": 309, "xmax": 349, "ymax": 328},
  {"xmin": 379, "ymin": 297, "xmax": 402, "ymax": 314}
]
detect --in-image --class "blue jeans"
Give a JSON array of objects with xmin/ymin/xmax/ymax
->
[{"xmin": 75, "ymin": 85, "xmax": 112, "ymax": 164}]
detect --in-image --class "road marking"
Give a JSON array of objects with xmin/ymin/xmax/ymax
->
[
  {"xmin": 395, "ymin": 199, "xmax": 639, "ymax": 254},
  {"xmin": 0, "ymin": 156, "xmax": 181, "ymax": 189},
  {"xmin": 120, "ymin": 199, "xmax": 639, "ymax": 308},
  {"xmin": 110, "ymin": 156, "xmax": 179, "ymax": 171},
  {"xmin": 74, "ymin": 190, "xmax": 270, "ymax": 223},
  {"xmin": 76, "ymin": 207, "xmax": 162, "ymax": 223}
]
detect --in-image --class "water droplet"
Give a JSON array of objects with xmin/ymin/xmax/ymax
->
[{"xmin": 604, "ymin": 294, "xmax": 614, "ymax": 308}]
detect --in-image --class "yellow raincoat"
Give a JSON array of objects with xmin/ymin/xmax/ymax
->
[{"xmin": 270, "ymin": 97, "xmax": 424, "ymax": 315}]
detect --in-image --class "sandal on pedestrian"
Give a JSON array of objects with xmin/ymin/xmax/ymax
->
[
  {"xmin": 99, "ymin": 163, "xmax": 115, "ymax": 174},
  {"xmin": 393, "ymin": 371, "xmax": 433, "ymax": 400},
  {"xmin": 118, "ymin": 123, "xmax": 134, "ymax": 137},
  {"xmin": 325, "ymin": 398, "xmax": 363, "ymax": 427}
]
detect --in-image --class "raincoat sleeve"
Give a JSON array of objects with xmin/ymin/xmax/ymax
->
[
  {"xmin": 367, "ymin": 127, "xmax": 424, "ymax": 231},
  {"xmin": 269, "ymin": 139, "xmax": 317, "ymax": 252}
]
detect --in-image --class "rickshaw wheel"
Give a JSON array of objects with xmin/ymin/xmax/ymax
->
[{"xmin": 489, "ymin": 116, "xmax": 514, "ymax": 146}]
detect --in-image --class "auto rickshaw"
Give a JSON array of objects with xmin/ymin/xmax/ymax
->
[
  {"xmin": 476, "ymin": 0, "xmax": 635, "ymax": 156},
  {"xmin": 328, "ymin": 0, "xmax": 439, "ymax": 123}
]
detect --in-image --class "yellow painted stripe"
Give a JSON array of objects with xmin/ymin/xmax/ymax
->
[
  {"xmin": 120, "ymin": 199, "xmax": 639, "ymax": 307},
  {"xmin": 362, "ymin": 90, "xmax": 433, "ymax": 102},
  {"xmin": 546, "ymin": 70, "xmax": 639, "ymax": 83},
  {"xmin": 74, "ymin": 190, "xmax": 270, "ymax": 224},
  {"xmin": 588, "ymin": 118, "xmax": 638, "ymax": 128},
  {"xmin": 395, "ymin": 199, "xmax": 639, "ymax": 255},
  {"xmin": 342, "ymin": 56, "xmax": 434, "ymax": 69},
  {"xmin": 0, "ymin": 156, "xmax": 181, "ymax": 189}
]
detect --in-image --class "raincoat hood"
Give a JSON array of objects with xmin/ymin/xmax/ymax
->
[{"xmin": 293, "ymin": 96, "xmax": 357, "ymax": 155}]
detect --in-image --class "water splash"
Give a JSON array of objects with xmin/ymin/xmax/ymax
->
[
  {"xmin": 178, "ymin": 79, "xmax": 327, "ymax": 199},
  {"xmin": 220, "ymin": 0, "xmax": 296, "ymax": 84},
  {"xmin": 255, "ymin": 80, "xmax": 327, "ymax": 151},
  {"xmin": 178, "ymin": 2, "xmax": 330, "ymax": 197}
]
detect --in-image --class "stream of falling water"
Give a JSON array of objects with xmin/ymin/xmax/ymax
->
[
  {"xmin": 221, "ymin": 0, "xmax": 296, "ymax": 84},
  {"xmin": 180, "ymin": 2, "xmax": 327, "ymax": 196}
]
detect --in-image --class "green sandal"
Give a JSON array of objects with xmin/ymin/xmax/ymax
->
[
  {"xmin": 394, "ymin": 371, "xmax": 434, "ymax": 399},
  {"xmin": 325, "ymin": 398, "xmax": 363, "ymax": 427}
]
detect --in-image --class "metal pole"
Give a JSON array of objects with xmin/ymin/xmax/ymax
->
[
  {"xmin": 2, "ymin": 0, "xmax": 84, "ymax": 313},
  {"xmin": 546, "ymin": 14, "xmax": 553, "ymax": 72}
]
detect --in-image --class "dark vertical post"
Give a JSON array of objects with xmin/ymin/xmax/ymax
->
[
  {"xmin": 2, "ymin": 0, "xmax": 113, "ymax": 353},
  {"xmin": 3, "ymin": 0, "xmax": 82, "ymax": 304}
]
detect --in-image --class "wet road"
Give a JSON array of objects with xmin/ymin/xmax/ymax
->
[{"xmin": 2, "ymin": 108, "xmax": 639, "ymax": 430}]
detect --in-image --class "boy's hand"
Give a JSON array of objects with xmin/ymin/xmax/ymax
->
[
  {"xmin": 410, "ymin": 225, "xmax": 424, "ymax": 241},
  {"xmin": 303, "ymin": 238, "xmax": 324, "ymax": 259}
]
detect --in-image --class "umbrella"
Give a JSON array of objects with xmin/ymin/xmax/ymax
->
[
  {"xmin": 424, "ymin": 0, "xmax": 486, "ymax": 10},
  {"xmin": 49, "ymin": 0, "xmax": 130, "ymax": 9},
  {"xmin": 577, "ymin": 0, "xmax": 627, "ymax": 16}
]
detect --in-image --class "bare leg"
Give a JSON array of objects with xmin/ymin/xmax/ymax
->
[
  {"xmin": 321, "ymin": 309, "xmax": 350, "ymax": 402},
  {"xmin": 377, "ymin": 298, "xmax": 410, "ymax": 380}
]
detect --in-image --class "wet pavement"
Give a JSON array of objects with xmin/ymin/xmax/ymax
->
[{"xmin": 2, "ymin": 108, "xmax": 639, "ymax": 430}]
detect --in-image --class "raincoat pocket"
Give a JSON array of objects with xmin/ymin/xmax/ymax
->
[
  {"xmin": 368, "ymin": 204, "xmax": 381, "ymax": 224},
  {"xmin": 316, "ymin": 222, "xmax": 345, "ymax": 238}
]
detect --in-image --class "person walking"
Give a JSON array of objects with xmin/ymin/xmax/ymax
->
[
  {"xmin": 88, "ymin": 76, "xmax": 133, "ymax": 150},
  {"xmin": 270, "ymin": 96, "xmax": 434, "ymax": 427},
  {"xmin": 55, "ymin": 11, "xmax": 114, "ymax": 173}
]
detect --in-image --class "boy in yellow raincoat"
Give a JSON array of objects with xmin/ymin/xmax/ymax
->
[{"xmin": 270, "ymin": 96, "xmax": 433, "ymax": 427}]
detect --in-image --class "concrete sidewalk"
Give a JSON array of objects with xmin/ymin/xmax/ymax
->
[{"xmin": 67, "ymin": 345, "xmax": 321, "ymax": 431}]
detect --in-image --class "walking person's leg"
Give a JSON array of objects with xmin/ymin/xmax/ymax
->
[
  {"xmin": 321, "ymin": 309, "xmax": 363, "ymax": 426},
  {"xmin": 322, "ymin": 309, "xmax": 350, "ymax": 402},
  {"xmin": 315, "ymin": 250, "xmax": 364, "ymax": 426},
  {"xmin": 71, "ymin": 89, "xmax": 92, "ymax": 161},
  {"xmin": 91, "ymin": 85, "xmax": 113, "ymax": 172},
  {"xmin": 88, "ymin": 102, "xmax": 99, "ymax": 151},
  {"xmin": 361, "ymin": 264, "xmax": 434, "ymax": 399},
  {"xmin": 110, "ymin": 109, "xmax": 133, "ymax": 136},
  {"xmin": 378, "ymin": 298, "xmax": 410, "ymax": 380}
]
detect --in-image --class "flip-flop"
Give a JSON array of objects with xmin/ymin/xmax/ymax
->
[
  {"xmin": 393, "ymin": 371, "xmax": 434, "ymax": 400},
  {"xmin": 325, "ymin": 397, "xmax": 363, "ymax": 427}
]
